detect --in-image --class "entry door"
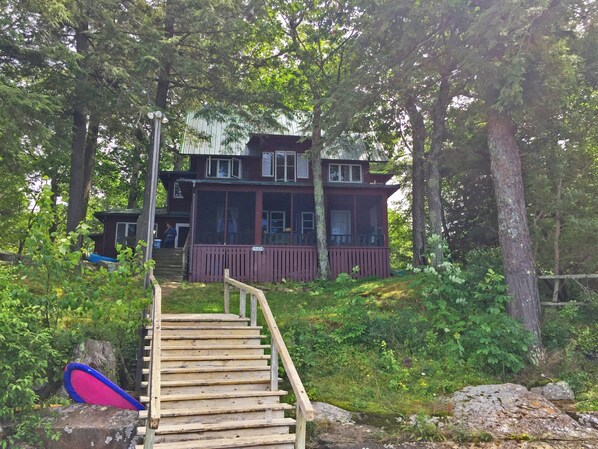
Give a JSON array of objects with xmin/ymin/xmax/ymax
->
[{"xmin": 176, "ymin": 224, "xmax": 190, "ymax": 248}]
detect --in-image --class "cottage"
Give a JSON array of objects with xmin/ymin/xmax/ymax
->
[{"xmin": 93, "ymin": 115, "xmax": 399, "ymax": 282}]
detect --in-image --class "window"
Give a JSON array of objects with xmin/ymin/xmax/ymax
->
[
  {"xmin": 173, "ymin": 181, "xmax": 183, "ymax": 198},
  {"xmin": 275, "ymin": 151, "xmax": 296, "ymax": 182},
  {"xmin": 262, "ymin": 210, "xmax": 286, "ymax": 234},
  {"xmin": 262, "ymin": 152, "xmax": 274, "ymax": 177},
  {"xmin": 297, "ymin": 154, "xmax": 309, "ymax": 179},
  {"xmin": 301, "ymin": 212, "xmax": 314, "ymax": 233},
  {"xmin": 115, "ymin": 222, "xmax": 136, "ymax": 247},
  {"xmin": 207, "ymin": 157, "xmax": 241, "ymax": 178},
  {"xmin": 329, "ymin": 164, "xmax": 362, "ymax": 183}
]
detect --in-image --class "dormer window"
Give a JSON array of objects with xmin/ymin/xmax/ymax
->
[
  {"xmin": 207, "ymin": 157, "xmax": 241, "ymax": 179},
  {"xmin": 329, "ymin": 164, "xmax": 362, "ymax": 183}
]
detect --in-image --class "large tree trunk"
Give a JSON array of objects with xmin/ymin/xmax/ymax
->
[
  {"xmin": 136, "ymin": 4, "xmax": 174, "ymax": 250},
  {"xmin": 405, "ymin": 97, "xmax": 426, "ymax": 266},
  {"xmin": 552, "ymin": 177, "xmax": 562, "ymax": 302},
  {"xmin": 427, "ymin": 74, "xmax": 451, "ymax": 267},
  {"xmin": 66, "ymin": 22, "xmax": 90, "ymax": 235},
  {"xmin": 311, "ymin": 102, "xmax": 331, "ymax": 280},
  {"xmin": 487, "ymin": 109, "xmax": 542, "ymax": 347},
  {"xmin": 82, "ymin": 112, "xmax": 100, "ymax": 216}
]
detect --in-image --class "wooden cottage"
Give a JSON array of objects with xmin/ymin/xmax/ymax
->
[{"xmin": 94, "ymin": 116, "xmax": 399, "ymax": 282}]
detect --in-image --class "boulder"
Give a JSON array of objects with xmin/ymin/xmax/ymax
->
[
  {"xmin": 451, "ymin": 383, "xmax": 598, "ymax": 441},
  {"xmin": 72, "ymin": 340, "xmax": 118, "ymax": 382},
  {"xmin": 313, "ymin": 401, "xmax": 355, "ymax": 424},
  {"xmin": 42, "ymin": 404, "xmax": 139, "ymax": 449},
  {"xmin": 578, "ymin": 412, "xmax": 598, "ymax": 430},
  {"xmin": 531, "ymin": 381, "xmax": 575, "ymax": 401}
]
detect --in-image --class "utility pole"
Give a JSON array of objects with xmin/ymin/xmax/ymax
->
[{"xmin": 144, "ymin": 110, "xmax": 168, "ymax": 288}]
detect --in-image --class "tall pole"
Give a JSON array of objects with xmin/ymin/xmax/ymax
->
[{"xmin": 144, "ymin": 111, "xmax": 167, "ymax": 288}]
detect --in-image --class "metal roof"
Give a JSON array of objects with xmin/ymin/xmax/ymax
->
[{"xmin": 180, "ymin": 114, "xmax": 388, "ymax": 162}]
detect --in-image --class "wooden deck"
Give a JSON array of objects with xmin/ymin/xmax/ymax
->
[{"xmin": 189, "ymin": 244, "xmax": 390, "ymax": 282}]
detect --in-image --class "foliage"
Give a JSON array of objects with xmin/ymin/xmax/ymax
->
[
  {"xmin": 0, "ymin": 188, "xmax": 150, "ymax": 443},
  {"xmin": 388, "ymin": 203, "xmax": 412, "ymax": 269},
  {"xmin": 411, "ymin": 253, "xmax": 532, "ymax": 375}
]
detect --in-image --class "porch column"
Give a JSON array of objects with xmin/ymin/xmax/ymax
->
[
  {"xmin": 381, "ymin": 193, "xmax": 389, "ymax": 246},
  {"xmin": 189, "ymin": 186, "xmax": 197, "ymax": 278},
  {"xmin": 255, "ymin": 190, "xmax": 263, "ymax": 245},
  {"xmin": 352, "ymin": 194, "xmax": 357, "ymax": 246}
]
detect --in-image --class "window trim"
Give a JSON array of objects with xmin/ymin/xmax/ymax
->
[
  {"xmin": 115, "ymin": 222, "xmax": 137, "ymax": 246},
  {"xmin": 262, "ymin": 152, "xmax": 274, "ymax": 177},
  {"xmin": 206, "ymin": 157, "xmax": 241, "ymax": 179},
  {"xmin": 275, "ymin": 150, "xmax": 296, "ymax": 182},
  {"xmin": 173, "ymin": 181, "xmax": 183, "ymax": 199},
  {"xmin": 329, "ymin": 163, "xmax": 363, "ymax": 183},
  {"xmin": 301, "ymin": 212, "xmax": 315, "ymax": 234}
]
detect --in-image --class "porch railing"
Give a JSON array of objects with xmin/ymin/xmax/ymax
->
[
  {"xmin": 143, "ymin": 272, "xmax": 161, "ymax": 449},
  {"xmin": 223, "ymin": 269, "xmax": 315, "ymax": 449}
]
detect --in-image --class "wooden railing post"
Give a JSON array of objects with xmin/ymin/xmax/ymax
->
[
  {"xmin": 143, "ymin": 428, "xmax": 155, "ymax": 449},
  {"xmin": 239, "ymin": 289, "xmax": 247, "ymax": 318},
  {"xmin": 270, "ymin": 342, "xmax": 279, "ymax": 391},
  {"xmin": 250, "ymin": 294, "xmax": 257, "ymax": 327},
  {"xmin": 224, "ymin": 269, "xmax": 230, "ymax": 314},
  {"xmin": 295, "ymin": 405, "xmax": 307, "ymax": 449}
]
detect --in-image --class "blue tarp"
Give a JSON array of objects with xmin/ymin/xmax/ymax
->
[{"xmin": 87, "ymin": 253, "xmax": 118, "ymax": 263}]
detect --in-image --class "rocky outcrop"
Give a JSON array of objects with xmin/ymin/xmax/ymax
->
[
  {"xmin": 313, "ymin": 401, "xmax": 355, "ymax": 424},
  {"xmin": 451, "ymin": 383, "xmax": 598, "ymax": 442},
  {"xmin": 43, "ymin": 404, "xmax": 139, "ymax": 449},
  {"xmin": 72, "ymin": 340, "xmax": 118, "ymax": 382},
  {"xmin": 530, "ymin": 381, "xmax": 575, "ymax": 402}
]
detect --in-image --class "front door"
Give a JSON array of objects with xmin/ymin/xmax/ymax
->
[{"xmin": 175, "ymin": 224, "xmax": 190, "ymax": 248}]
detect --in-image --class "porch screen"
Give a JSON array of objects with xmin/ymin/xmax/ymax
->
[{"xmin": 195, "ymin": 191, "xmax": 255, "ymax": 245}]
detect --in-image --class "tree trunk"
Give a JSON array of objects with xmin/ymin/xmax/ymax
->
[
  {"xmin": 82, "ymin": 112, "xmax": 100, "ymax": 216},
  {"xmin": 127, "ymin": 158, "xmax": 142, "ymax": 209},
  {"xmin": 552, "ymin": 178, "xmax": 562, "ymax": 302},
  {"xmin": 487, "ymin": 109, "xmax": 542, "ymax": 347},
  {"xmin": 405, "ymin": 96, "xmax": 426, "ymax": 266},
  {"xmin": 136, "ymin": 3, "xmax": 174, "ymax": 249},
  {"xmin": 66, "ymin": 22, "xmax": 90, "ymax": 235},
  {"xmin": 427, "ymin": 75, "xmax": 451, "ymax": 267},
  {"xmin": 311, "ymin": 102, "xmax": 331, "ymax": 280}
]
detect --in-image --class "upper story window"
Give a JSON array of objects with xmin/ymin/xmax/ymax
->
[
  {"xmin": 297, "ymin": 154, "xmax": 309, "ymax": 179},
  {"xmin": 207, "ymin": 157, "xmax": 241, "ymax": 179},
  {"xmin": 329, "ymin": 163, "xmax": 362, "ymax": 183},
  {"xmin": 262, "ymin": 151, "xmax": 297, "ymax": 182},
  {"xmin": 173, "ymin": 181, "xmax": 183, "ymax": 198}
]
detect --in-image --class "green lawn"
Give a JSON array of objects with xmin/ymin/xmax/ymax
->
[{"xmin": 160, "ymin": 276, "xmax": 495, "ymax": 415}]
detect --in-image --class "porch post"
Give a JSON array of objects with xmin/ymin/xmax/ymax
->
[
  {"xmin": 381, "ymin": 193, "xmax": 389, "ymax": 247},
  {"xmin": 189, "ymin": 186, "xmax": 197, "ymax": 279},
  {"xmin": 353, "ymin": 194, "xmax": 357, "ymax": 246},
  {"xmin": 255, "ymin": 190, "xmax": 263, "ymax": 245}
]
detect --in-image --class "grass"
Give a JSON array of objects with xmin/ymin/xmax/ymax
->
[
  {"xmin": 160, "ymin": 275, "xmax": 495, "ymax": 415},
  {"xmin": 160, "ymin": 274, "xmax": 598, "ymax": 416}
]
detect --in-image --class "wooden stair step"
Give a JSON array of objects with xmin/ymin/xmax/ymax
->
[
  {"xmin": 149, "ymin": 329, "xmax": 262, "ymax": 338},
  {"xmin": 146, "ymin": 334, "xmax": 266, "ymax": 340},
  {"xmin": 138, "ymin": 403, "xmax": 293, "ymax": 419},
  {"xmin": 141, "ymin": 377, "xmax": 276, "ymax": 389},
  {"xmin": 145, "ymin": 344, "xmax": 270, "ymax": 350},
  {"xmin": 135, "ymin": 434, "xmax": 295, "ymax": 449},
  {"xmin": 148, "ymin": 325, "xmax": 261, "ymax": 331},
  {"xmin": 140, "ymin": 390, "xmax": 288, "ymax": 403},
  {"xmin": 144, "ymin": 366, "xmax": 271, "ymax": 375},
  {"xmin": 137, "ymin": 418, "xmax": 296, "ymax": 436},
  {"xmin": 146, "ymin": 355, "xmax": 270, "ymax": 363},
  {"xmin": 161, "ymin": 314, "xmax": 249, "ymax": 322}
]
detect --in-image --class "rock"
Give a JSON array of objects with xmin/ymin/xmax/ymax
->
[
  {"xmin": 531, "ymin": 381, "xmax": 575, "ymax": 401},
  {"xmin": 313, "ymin": 402, "xmax": 355, "ymax": 424},
  {"xmin": 578, "ymin": 412, "xmax": 598, "ymax": 430},
  {"xmin": 42, "ymin": 404, "xmax": 139, "ymax": 449},
  {"xmin": 72, "ymin": 340, "xmax": 118, "ymax": 382},
  {"xmin": 451, "ymin": 383, "xmax": 598, "ymax": 441}
]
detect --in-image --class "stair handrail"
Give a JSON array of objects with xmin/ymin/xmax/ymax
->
[
  {"xmin": 223, "ymin": 269, "xmax": 314, "ymax": 449},
  {"xmin": 144, "ymin": 272, "xmax": 162, "ymax": 449}
]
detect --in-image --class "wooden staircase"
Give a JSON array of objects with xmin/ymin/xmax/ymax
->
[
  {"xmin": 152, "ymin": 248, "xmax": 185, "ymax": 281},
  {"xmin": 139, "ymin": 272, "xmax": 313, "ymax": 449}
]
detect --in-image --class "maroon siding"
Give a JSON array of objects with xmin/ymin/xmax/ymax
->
[{"xmin": 190, "ymin": 245, "xmax": 389, "ymax": 282}]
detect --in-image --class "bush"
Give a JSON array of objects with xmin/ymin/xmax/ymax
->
[{"xmin": 410, "ymin": 255, "xmax": 532, "ymax": 375}]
